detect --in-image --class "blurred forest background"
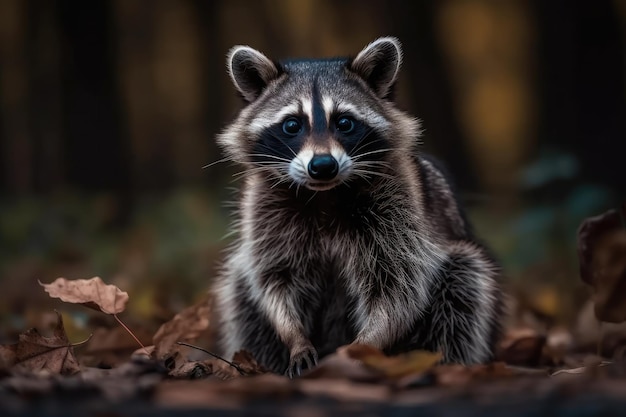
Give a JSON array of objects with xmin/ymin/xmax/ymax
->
[{"xmin": 0, "ymin": 0, "xmax": 625, "ymax": 342}]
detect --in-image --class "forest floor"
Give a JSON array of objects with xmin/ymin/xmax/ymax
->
[{"xmin": 1, "ymin": 205, "xmax": 625, "ymax": 416}]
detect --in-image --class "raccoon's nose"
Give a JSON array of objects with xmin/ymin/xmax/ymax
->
[{"xmin": 308, "ymin": 154, "xmax": 339, "ymax": 180}]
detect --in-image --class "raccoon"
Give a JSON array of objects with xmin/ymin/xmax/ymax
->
[{"xmin": 213, "ymin": 37, "xmax": 502, "ymax": 376}]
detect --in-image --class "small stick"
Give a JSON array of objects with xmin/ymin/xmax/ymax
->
[{"xmin": 176, "ymin": 342, "xmax": 245, "ymax": 375}]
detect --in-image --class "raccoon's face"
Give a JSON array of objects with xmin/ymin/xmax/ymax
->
[{"xmin": 219, "ymin": 37, "xmax": 419, "ymax": 192}]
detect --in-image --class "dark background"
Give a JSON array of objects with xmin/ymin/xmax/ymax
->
[{"xmin": 0, "ymin": 0, "xmax": 624, "ymax": 337}]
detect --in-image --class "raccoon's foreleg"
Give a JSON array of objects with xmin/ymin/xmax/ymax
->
[
  {"xmin": 346, "ymin": 243, "xmax": 435, "ymax": 350},
  {"xmin": 251, "ymin": 269, "xmax": 319, "ymax": 377},
  {"xmin": 419, "ymin": 240, "xmax": 501, "ymax": 364}
]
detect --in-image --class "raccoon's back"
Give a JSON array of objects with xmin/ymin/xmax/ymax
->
[{"xmin": 414, "ymin": 154, "xmax": 473, "ymax": 242}]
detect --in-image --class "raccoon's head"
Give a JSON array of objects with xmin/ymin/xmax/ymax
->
[{"xmin": 218, "ymin": 37, "xmax": 420, "ymax": 192}]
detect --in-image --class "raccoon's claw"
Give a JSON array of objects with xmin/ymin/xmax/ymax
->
[{"xmin": 285, "ymin": 345, "xmax": 318, "ymax": 379}]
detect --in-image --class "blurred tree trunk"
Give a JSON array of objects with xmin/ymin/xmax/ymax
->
[
  {"xmin": 115, "ymin": 0, "xmax": 209, "ymax": 192},
  {"xmin": 388, "ymin": 0, "xmax": 476, "ymax": 192},
  {"xmin": 58, "ymin": 0, "xmax": 130, "ymax": 192},
  {"xmin": 436, "ymin": 0, "xmax": 536, "ymax": 198},
  {"xmin": 56, "ymin": 0, "xmax": 132, "ymax": 226},
  {"xmin": 533, "ymin": 0, "xmax": 626, "ymax": 193},
  {"xmin": 192, "ymin": 0, "xmax": 224, "ymax": 185},
  {"xmin": 0, "ymin": 0, "xmax": 30, "ymax": 192},
  {"xmin": 0, "ymin": 0, "xmax": 63, "ymax": 194},
  {"xmin": 31, "ymin": 0, "xmax": 64, "ymax": 193}
]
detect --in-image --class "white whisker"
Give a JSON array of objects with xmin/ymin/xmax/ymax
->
[{"xmin": 202, "ymin": 157, "xmax": 231, "ymax": 169}]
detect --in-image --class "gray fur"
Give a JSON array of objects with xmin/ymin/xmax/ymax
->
[{"xmin": 213, "ymin": 37, "xmax": 502, "ymax": 375}]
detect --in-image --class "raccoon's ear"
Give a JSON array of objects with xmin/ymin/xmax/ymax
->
[
  {"xmin": 349, "ymin": 37, "xmax": 402, "ymax": 99},
  {"xmin": 227, "ymin": 46, "xmax": 281, "ymax": 102}
]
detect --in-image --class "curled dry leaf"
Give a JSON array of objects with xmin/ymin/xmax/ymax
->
[
  {"xmin": 342, "ymin": 344, "xmax": 442, "ymax": 379},
  {"xmin": 577, "ymin": 204, "xmax": 626, "ymax": 323},
  {"xmin": 496, "ymin": 327, "xmax": 546, "ymax": 366},
  {"xmin": 152, "ymin": 295, "xmax": 212, "ymax": 359},
  {"xmin": 0, "ymin": 311, "xmax": 81, "ymax": 375},
  {"xmin": 39, "ymin": 277, "xmax": 129, "ymax": 315}
]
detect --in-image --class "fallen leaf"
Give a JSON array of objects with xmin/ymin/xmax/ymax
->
[
  {"xmin": 81, "ymin": 326, "xmax": 154, "ymax": 367},
  {"xmin": 3, "ymin": 359, "xmax": 164, "ymax": 403},
  {"xmin": 231, "ymin": 350, "xmax": 266, "ymax": 375},
  {"xmin": 211, "ymin": 360, "xmax": 241, "ymax": 380},
  {"xmin": 160, "ymin": 348, "xmax": 218, "ymax": 380},
  {"xmin": 578, "ymin": 204, "xmax": 626, "ymax": 323},
  {"xmin": 152, "ymin": 295, "xmax": 212, "ymax": 359},
  {"xmin": 430, "ymin": 362, "xmax": 516, "ymax": 387},
  {"xmin": 0, "ymin": 311, "xmax": 81, "ymax": 375},
  {"xmin": 496, "ymin": 327, "xmax": 546, "ymax": 366},
  {"xmin": 168, "ymin": 359, "xmax": 213, "ymax": 379},
  {"xmin": 590, "ymin": 230, "xmax": 626, "ymax": 323},
  {"xmin": 342, "ymin": 344, "xmax": 442, "ymax": 379},
  {"xmin": 40, "ymin": 277, "xmax": 129, "ymax": 315},
  {"xmin": 578, "ymin": 204, "xmax": 626, "ymax": 284},
  {"xmin": 304, "ymin": 350, "xmax": 385, "ymax": 382},
  {"xmin": 212, "ymin": 350, "xmax": 268, "ymax": 380}
]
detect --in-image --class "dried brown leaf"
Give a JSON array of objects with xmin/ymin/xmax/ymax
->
[
  {"xmin": 152, "ymin": 296, "xmax": 211, "ymax": 359},
  {"xmin": 90, "ymin": 326, "xmax": 152, "ymax": 353},
  {"xmin": 578, "ymin": 205, "xmax": 626, "ymax": 323},
  {"xmin": 0, "ymin": 311, "xmax": 81, "ymax": 375},
  {"xmin": 497, "ymin": 327, "xmax": 546, "ymax": 366},
  {"xmin": 80, "ymin": 326, "xmax": 153, "ymax": 367},
  {"xmin": 212, "ymin": 359, "xmax": 245, "ymax": 380},
  {"xmin": 342, "ymin": 344, "xmax": 442, "ymax": 379},
  {"xmin": 304, "ymin": 349, "xmax": 385, "ymax": 382},
  {"xmin": 590, "ymin": 230, "xmax": 626, "ymax": 323},
  {"xmin": 168, "ymin": 359, "xmax": 213, "ymax": 379},
  {"xmin": 40, "ymin": 277, "xmax": 129, "ymax": 315},
  {"xmin": 578, "ymin": 204, "xmax": 626, "ymax": 284},
  {"xmin": 430, "ymin": 362, "xmax": 516, "ymax": 387},
  {"xmin": 209, "ymin": 350, "xmax": 265, "ymax": 380},
  {"xmin": 231, "ymin": 350, "xmax": 266, "ymax": 375}
]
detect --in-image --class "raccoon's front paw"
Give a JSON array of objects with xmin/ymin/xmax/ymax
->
[{"xmin": 285, "ymin": 342, "xmax": 318, "ymax": 378}]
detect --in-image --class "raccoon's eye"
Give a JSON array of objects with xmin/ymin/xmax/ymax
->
[
  {"xmin": 335, "ymin": 116, "xmax": 355, "ymax": 134},
  {"xmin": 282, "ymin": 117, "xmax": 302, "ymax": 136}
]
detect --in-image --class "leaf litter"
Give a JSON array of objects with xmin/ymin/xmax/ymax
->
[
  {"xmin": 0, "ymin": 311, "xmax": 83, "ymax": 375},
  {"xmin": 2, "ymin": 206, "xmax": 626, "ymax": 412}
]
